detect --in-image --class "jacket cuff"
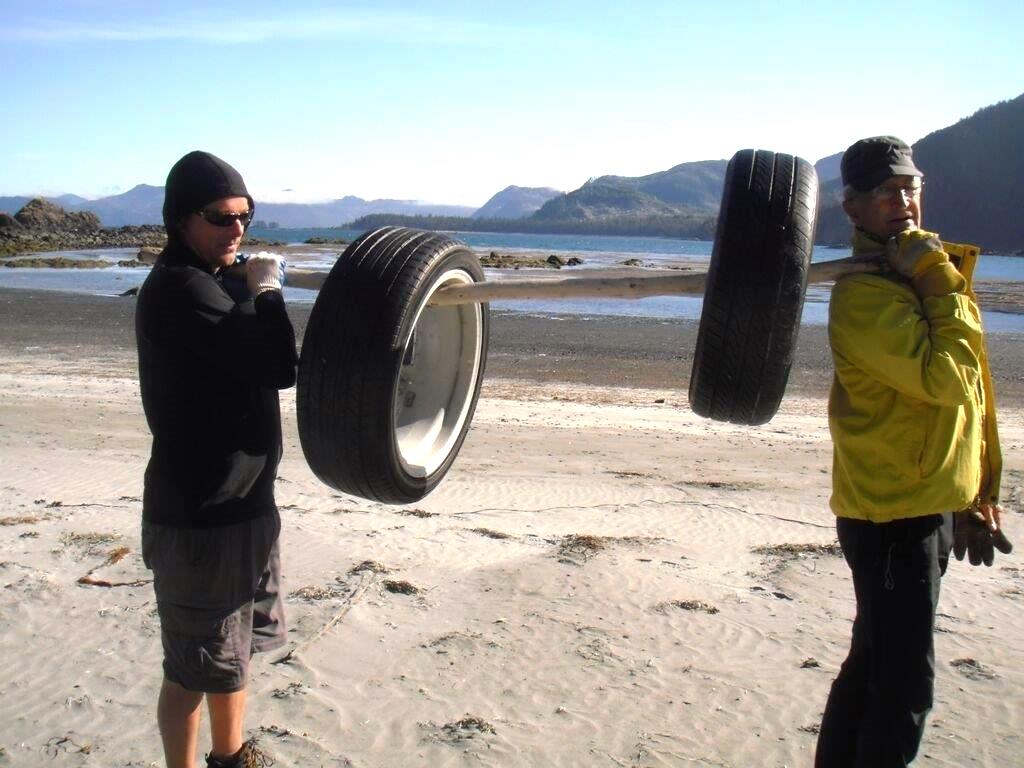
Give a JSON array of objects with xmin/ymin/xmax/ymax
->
[
  {"xmin": 254, "ymin": 289, "xmax": 286, "ymax": 310},
  {"xmin": 911, "ymin": 261, "xmax": 966, "ymax": 298}
]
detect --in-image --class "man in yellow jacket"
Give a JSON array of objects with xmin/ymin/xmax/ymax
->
[{"xmin": 815, "ymin": 136, "xmax": 1011, "ymax": 767}]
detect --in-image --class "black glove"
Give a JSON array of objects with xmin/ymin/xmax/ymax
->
[{"xmin": 953, "ymin": 508, "xmax": 1013, "ymax": 567}]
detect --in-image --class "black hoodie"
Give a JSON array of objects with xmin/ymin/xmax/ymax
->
[{"xmin": 135, "ymin": 151, "xmax": 297, "ymax": 528}]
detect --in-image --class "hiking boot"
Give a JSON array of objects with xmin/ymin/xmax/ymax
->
[{"xmin": 206, "ymin": 739, "xmax": 274, "ymax": 768}]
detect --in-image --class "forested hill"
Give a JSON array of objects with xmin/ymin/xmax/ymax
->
[
  {"xmin": 815, "ymin": 92, "xmax": 1024, "ymax": 253},
  {"xmin": 473, "ymin": 186, "xmax": 562, "ymax": 219},
  {"xmin": 533, "ymin": 160, "xmax": 727, "ymax": 221},
  {"xmin": 345, "ymin": 212, "xmax": 718, "ymax": 240},
  {"xmin": 912, "ymin": 93, "xmax": 1024, "ymax": 252},
  {"xmin": 348, "ymin": 160, "xmax": 728, "ymax": 238}
]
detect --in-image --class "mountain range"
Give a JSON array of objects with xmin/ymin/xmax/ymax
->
[
  {"xmin": 473, "ymin": 186, "xmax": 562, "ymax": 219},
  {"xmin": 3, "ymin": 91, "xmax": 1021, "ymax": 251},
  {"xmin": 0, "ymin": 186, "xmax": 478, "ymax": 228},
  {"xmin": 532, "ymin": 160, "xmax": 727, "ymax": 221}
]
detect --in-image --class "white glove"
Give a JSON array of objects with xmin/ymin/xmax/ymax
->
[{"xmin": 245, "ymin": 252, "xmax": 285, "ymax": 296}]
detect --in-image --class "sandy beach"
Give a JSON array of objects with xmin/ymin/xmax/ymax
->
[{"xmin": 0, "ymin": 286, "xmax": 1022, "ymax": 767}]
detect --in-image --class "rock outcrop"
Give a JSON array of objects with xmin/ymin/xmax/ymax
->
[
  {"xmin": 0, "ymin": 198, "xmax": 166, "ymax": 256},
  {"xmin": 478, "ymin": 251, "xmax": 585, "ymax": 269},
  {"xmin": 14, "ymin": 199, "xmax": 102, "ymax": 232}
]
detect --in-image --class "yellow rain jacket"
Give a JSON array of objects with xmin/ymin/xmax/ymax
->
[{"xmin": 828, "ymin": 231, "xmax": 1002, "ymax": 522}]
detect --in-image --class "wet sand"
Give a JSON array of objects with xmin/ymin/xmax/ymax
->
[{"xmin": 1, "ymin": 286, "xmax": 1021, "ymax": 400}]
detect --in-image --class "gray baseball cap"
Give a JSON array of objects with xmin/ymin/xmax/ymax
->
[{"xmin": 840, "ymin": 136, "xmax": 923, "ymax": 192}]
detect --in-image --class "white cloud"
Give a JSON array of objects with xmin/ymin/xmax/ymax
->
[{"xmin": 1, "ymin": 10, "xmax": 580, "ymax": 50}]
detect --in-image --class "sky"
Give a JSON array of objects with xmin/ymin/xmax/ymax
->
[{"xmin": 2, "ymin": 0, "xmax": 1022, "ymax": 208}]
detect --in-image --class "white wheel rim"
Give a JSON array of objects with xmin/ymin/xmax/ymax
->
[{"xmin": 393, "ymin": 267, "xmax": 483, "ymax": 479}]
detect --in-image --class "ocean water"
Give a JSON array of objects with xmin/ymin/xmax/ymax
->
[
  {"xmin": 247, "ymin": 227, "xmax": 718, "ymax": 261},
  {"xmin": 2, "ymin": 230, "xmax": 1023, "ymax": 333}
]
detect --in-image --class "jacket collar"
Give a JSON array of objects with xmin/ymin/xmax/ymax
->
[
  {"xmin": 157, "ymin": 240, "xmax": 216, "ymax": 276},
  {"xmin": 851, "ymin": 227, "xmax": 887, "ymax": 258}
]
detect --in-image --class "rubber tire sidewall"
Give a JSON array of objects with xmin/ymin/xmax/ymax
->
[{"xmin": 297, "ymin": 227, "xmax": 489, "ymax": 503}]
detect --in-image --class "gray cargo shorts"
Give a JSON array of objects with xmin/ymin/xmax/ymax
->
[{"xmin": 142, "ymin": 512, "xmax": 286, "ymax": 693}]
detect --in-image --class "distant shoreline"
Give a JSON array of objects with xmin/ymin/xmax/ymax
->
[
  {"xmin": 3, "ymin": 211, "xmax": 1024, "ymax": 257},
  {"xmin": 2, "ymin": 287, "xmax": 1022, "ymax": 406}
]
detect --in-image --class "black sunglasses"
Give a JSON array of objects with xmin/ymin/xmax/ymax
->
[{"xmin": 197, "ymin": 208, "xmax": 254, "ymax": 228}]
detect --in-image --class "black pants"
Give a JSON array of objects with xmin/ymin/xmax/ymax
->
[{"xmin": 815, "ymin": 513, "xmax": 953, "ymax": 768}]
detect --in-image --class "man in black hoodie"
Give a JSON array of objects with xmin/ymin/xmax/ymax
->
[{"xmin": 136, "ymin": 151, "xmax": 296, "ymax": 768}]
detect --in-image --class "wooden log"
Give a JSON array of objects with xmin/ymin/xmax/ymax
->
[{"xmin": 284, "ymin": 255, "xmax": 883, "ymax": 305}]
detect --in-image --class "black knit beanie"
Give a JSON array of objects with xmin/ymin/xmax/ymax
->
[{"xmin": 162, "ymin": 151, "xmax": 254, "ymax": 242}]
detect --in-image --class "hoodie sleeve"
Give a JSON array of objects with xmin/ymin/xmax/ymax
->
[{"xmin": 162, "ymin": 267, "xmax": 298, "ymax": 390}]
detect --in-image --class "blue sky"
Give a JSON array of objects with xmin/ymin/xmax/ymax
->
[{"xmin": 2, "ymin": 0, "xmax": 1022, "ymax": 207}]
